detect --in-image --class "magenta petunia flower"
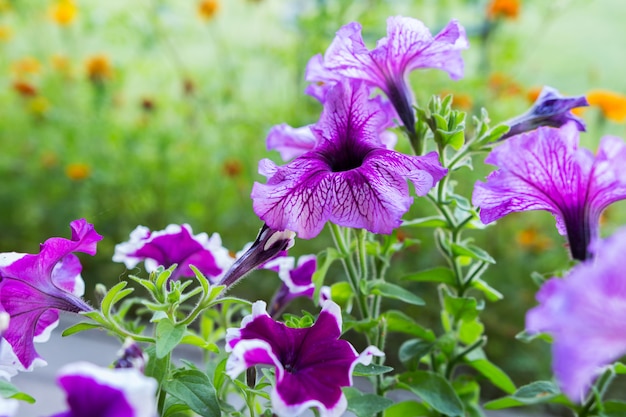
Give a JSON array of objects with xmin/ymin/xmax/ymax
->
[
  {"xmin": 47, "ymin": 362, "xmax": 157, "ymax": 417},
  {"xmin": 264, "ymin": 254, "xmax": 317, "ymax": 316},
  {"xmin": 113, "ymin": 224, "xmax": 234, "ymax": 282},
  {"xmin": 526, "ymin": 227, "xmax": 626, "ymax": 401},
  {"xmin": 0, "ymin": 219, "xmax": 101, "ymax": 372},
  {"xmin": 501, "ymin": 86, "xmax": 588, "ymax": 140},
  {"xmin": 225, "ymin": 300, "xmax": 382, "ymax": 417},
  {"xmin": 307, "ymin": 16, "xmax": 468, "ymax": 133},
  {"xmin": 473, "ymin": 123, "xmax": 626, "ymax": 261},
  {"xmin": 252, "ymin": 79, "xmax": 447, "ymax": 239}
]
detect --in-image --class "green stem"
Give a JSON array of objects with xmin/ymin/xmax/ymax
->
[{"xmin": 578, "ymin": 367, "xmax": 616, "ymax": 417}]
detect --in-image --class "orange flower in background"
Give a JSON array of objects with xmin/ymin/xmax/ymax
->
[
  {"xmin": 198, "ymin": 0, "xmax": 219, "ymax": 20},
  {"xmin": 487, "ymin": 0, "xmax": 520, "ymax": 20},
  {"xmin": 85, "ymin": 54, "xmax": 112, "ymax": 83},
  {"xmin": 40, "ymin": 151, "xmax": 59, "ymax": 169},
  {"xmin": 516, "ymin": 227, "xmax": 552, "ymax": 253},
  {"xmin": 488, "ymin": 72, "xmax": 522, "ymax": 97},
  {"xmin": 50, "ymin": 0, "xmax": 78, "ymax": 26},
  {"xmin": 12, "ymin": 57, "xmax": 41, "ymax": 77},
  {"xmin": 223, "ymin": 159, "xmax": 243, "ymax": 178},
  {"xmin": 12, "ymin": 81, "xmax": 38, "ymax": 97},
  {"xmin": 51, "ymin": 54, "xmax": 72, "ymax": 74},
  {"xmin": 526, "ymin": 86, "xmax": 542, "ymax": 103},
  {"xmin": 65, "ymin": 163, "xmax": 91, "ymax": 181},
  {"xmin": 587, "ymin": 89, "xmax": 626, "ymax": 123},
  {"xmin": 0, "ymin": 25, "xmax": 11, "ymax": 42}
]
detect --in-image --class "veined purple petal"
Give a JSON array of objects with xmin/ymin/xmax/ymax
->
[
  {"xmin": 266, "ymin": 124, "xmax": 317, "ymax": 161},
  {"xmin": 113, "ymin": 224, "xmax": 233, "ymax": 282},
  {"xmin": 226, "ymin": 300, "xmax": 382, "ymax": 417},
  {"xmin": 48, "ymin": 362, "xmax": 157, "ymax": 417},
  {"xmin": 526, "ymin": 227, "xmax": 626, "ymax": 401},
  {"xmin": 473, "ymin": 123, "xmax": 626, "ymax": 260},
  {"xmin": 0, "ymin": 220, "xmax": 101, "ymax": 370},
  {"xmin": 252, "ymin": 80, "xmax": 446, "ymax": 239}
]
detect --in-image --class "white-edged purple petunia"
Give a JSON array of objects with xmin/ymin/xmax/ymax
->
[
  {"xmin": 473, "ymin": 123, "xmax": 626, "ymax": 261},
  {"xmin": 526, "ymin": 227, "xmax": 626, "ymax": 401},
  {"xmin": 47, "ymin": 361, "xmax": 157, "ymax": 417},
  {"xmin": 307, "ymin": 16, "xmax": 468, "ymax": 134},
  {"xmin": 501, "ymin": 86, "xmax": 588, "ymax": 140},
  {"xmin": 225, "ymin": 300, "xmax": 383, "ymax": 417},
  {"xmin": 113, "ymin": 224, "xmax": 234, "ymax": 282},
  {"xmin": 0, "ymin": 219, "xmax": 101, "ymax": 372},
  {"xmin": 264, "ymin": 254, "xmax": 317, "ymax": 316},
  {"xmin": 252, "ymin": 79, "xmax": 447, "ymax": 239}
]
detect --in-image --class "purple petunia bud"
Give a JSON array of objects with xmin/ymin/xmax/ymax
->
[{"xmin": 218, "ymin": 224, "xmax": 296, "ymax": 288}]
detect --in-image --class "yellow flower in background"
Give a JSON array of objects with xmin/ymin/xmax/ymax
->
[
  {"xmin": 198, "ymin": 0, "xmax": 219, "ymax": 20},
  {"xmin": 51, "ymin": 54, "xmax": 73, "ymax": 77},
  {"xmin": 0, "ymin": 25, "xmax": 12, "ymax": 42},
  {"xmin": 586, "ymin": 89, "xmax": 626, "ymax": 123},
  {"xmin": 487, "ymin": 0, "xmax": 520, "ymax": 20},
  {"xmin": 12, "ymin": 57, "xmax": 41, "ymax": 77},
  {"xmin": 85, "ymin": 54, "xmax": 112, "ymax": 83},
  {"xmin": 29, "ymin": 96, "xmax": 50, "ymax": 116},
  {"xmin": 65, "ymin": 163, "xmax": 91, "ymax": 181},
  {"xmin": 0, "ymin": 0, "xmax": 11, "ymax": 13},
  {"xmin": 50, "ymin": 0, "xmax": 78, "ymax": 26}
]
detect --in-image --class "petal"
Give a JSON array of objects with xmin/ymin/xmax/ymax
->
[
  {"xmin": 266, "ymin": 123, "xmax": 317, "ymax": 161},
  {"xmin": 55, "ymin": 362, "xmax": 157, "ymax": 417}
]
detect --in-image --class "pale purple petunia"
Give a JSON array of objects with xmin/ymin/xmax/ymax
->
[
  {"xmin": 526, "ymin": 227, "xmax": 626, "ymax": 401},
  {"xmin": 501, "ymin": 86, "xmax": 588, "ymax": 140},
  {"xmin": 0, "ymin": 219, "xmax": 101, "ymax": 371},
  {"xmin": 252, "ymin": 79, "xmax": 447, "ymax": 239},
  {"xmin": 307, "ymin": 16, "xmax": 468, "ymax": 134},
  {"xmin": 113, "ymin": 224, "xmax": 234, "ymax": 282},
  {"xmin": 47, "ymin": 362, "xmax": 157, "ymax": 417},
  {"xmin": 473, "ymin": 123, "xmax": 626, "ymax": 261},
  {"xmin": 225, "ymin": 300, "xmax": 382, "ymax": 417}
]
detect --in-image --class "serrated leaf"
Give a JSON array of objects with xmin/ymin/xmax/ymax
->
[
  {"xmin": 402, "ymin": 216, "xmax": 448, "ymax": 228},
  {"xmin": 383, "ymin": 310, "xmax": 436, "ymax": 341},
  {"xmin": 61, "ymin": 321, "xmax": 102, "ymax": 337},
  {"xmin": 155, "ymin": 319, "xmax": 186, "ymax": 358},
  {"xmin": 398, "ymin": 371, "xmax": 464, "ymax": 416},
  {"xmin": 163, "ymin": 369, "xmax": 220, "ymax": 417},
  {"xmin": 483, "ymin": 381, "xmax": 567, "ymax": 409},
  {"xmin": 403, "ymin": 267, "xmax": 455, "ymax": 285},
  {"xmin": 352, "ymin": 363, "xmax": 393, "ymax": 376},
  {"xmin": 0, "ymin": 379, "xmax": 35, "ymax": 403},
  {"xmin": 368, "ymin": 281, "xmax": 425, "ymax": 306}
]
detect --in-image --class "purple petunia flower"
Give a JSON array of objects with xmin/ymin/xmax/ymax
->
[
  {"xmin": 473, "ymin": 123, "xmax": 626, "ymax": 261},
  {"xmin": 47, "ymin": 362, "xmax": 157, "ymax": 417},
  {"xmin": 307, "ymin": 16, "xmax": 468, "ymax": 134},
  {"xmin": 113, "ymin": 224, "xmax": 234, "ymax": 282},
  {"xmin": 252, "ymin": 79, "xmax": 447, "ymax": 239},
  {"xmin": 0, "ymin": 219, "xmax": 101, "ymax": 372},
  {"xmin": 225, "ymin": 300, "xmax": 383, "ymax": 417},
  {"xmin": 264, "ymin": 254, "xmax": 317, "ymax": 316},
  {"xmin": 501, "ymin": 86, "xmax": 588, "ymax": 140},
  {"xmin": 526, "ymin": 227, "xmax": 626, "ymax": 401}
]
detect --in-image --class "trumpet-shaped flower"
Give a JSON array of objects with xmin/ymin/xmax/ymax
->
[
  {"xmin": 307, "ymin": 16, "xmax": 467, "ymax": 133},
  {"xmin": 0, "ymin": 219, "xmax": 101, "ymax": 371},
  {"xmin": 113, "ymin": 224, "xmax": 233, "ymax": 282},
  {"xmin": 473, "ymin": 123, "xmax": 626, "ymax": 260},
  {"xmin": 47, "ymin": 362, "xmax": 157, "ymax": 417},
  {"xmin": 501, "ymin": 86, "xmax": 588, "ymax": 140},
  {"xmin": 226, "ymin": 300, "xmax": 382, "ymax": 417},
  {"xmin": 252, "ymin": 80, "xmax": 447, "ymax": 239},
  {"xmin": 526, "ymin": 227, "xmax": 626, "ymax": 401}
]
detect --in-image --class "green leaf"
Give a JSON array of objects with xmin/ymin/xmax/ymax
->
[
  {"xmin": 312, "ymin": 248, "xmax": 340, "ymax": 303},
  {"xmin": 450, "ymin": 243, "xmax": 495, "ymax": 264},
  {"xmin": 383, "ymin": 310, "xmax": 436, "ymax": 341},
  {"xmin": 402, "ymin": 216, "xmax": 448, "ymax": 228},
  {"xmin": 163, "ymin": 369, "xmax": 220, "ymax": 417},
  {"xmin": 613, "ymin": 362, "xmax": 626, "ymax": 374},
  {"xmin": 0, "ymin": 379, "xmax": 35, "ymax": 403},
  {"xmin": 368, "ymin": 281, "xmax": 425, "ymax": 306},
  {"xmin": 383, "ymin": 400, "xmax": 430, "ymax": 417},
  {"xmin": 464, "ymin": 351, "xmax": 516, "ymax": 394},
  {"xmin": 403, "ymin": 267, "xmax": 455, "ymax": 285},
  {"xmin": 602, "ymin": 400, "xmax": 626, "ymax": 417},
  {"xmin": 344, "ymin": 388, "xmax": 394, "ymax": 417},
  {"xmin": 398, "ymin": 339, "xmax": 434, "ymax": 364},
  {"xmin": 443, "ymin": 293, "xmax": 482, "ymax": 322},
  {"xmin": 484, "ymin": 381, "xmax": 568, "ymax": 409},
  {"xmin": 479, "ymin": 124, "xmax": 509, "ymax": 144},
  {"xmin": 155, "ymin": 318, "xmax": 186, "ymax": 358},
  {"xmin": 398, "ymin": 371, "xmax": 464, "ymax": 416},
  {"xmin": 100, "ymin": 281, "xmax": 133, "ymax": 317},
  {"xmin": 330, "ymin": 282, "xmax": 354, "ymax": 305},
  {"xmin": 180, "ymin": 334, "xmax": 219, "ymax": 353},
  {"xmin": 352, "ymin": 363, "xmax": 393, "ymax": 377},
  {"xmin": 61, "ymin": 321, "xmax": 102, "ymax": 337},
  {"xmin": 459, "ymin": 319, "xmax": 484, "ymax": 345},
  {"xmin": 144, "ymin": 346, "xmax": 168, "ymax": 385},
  {"xmin": 470, "ymin": 278, "xmax": 503, "ymax": 302}
]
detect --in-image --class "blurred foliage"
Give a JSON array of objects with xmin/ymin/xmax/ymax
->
[{"xmin": 2, "ymin": 0, "xmax": 626, "ymax": 404}]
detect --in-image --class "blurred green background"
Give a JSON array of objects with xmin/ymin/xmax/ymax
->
[{"xmin": 2, "ymin": 0, "xmax": 626, "ymax": 405}]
